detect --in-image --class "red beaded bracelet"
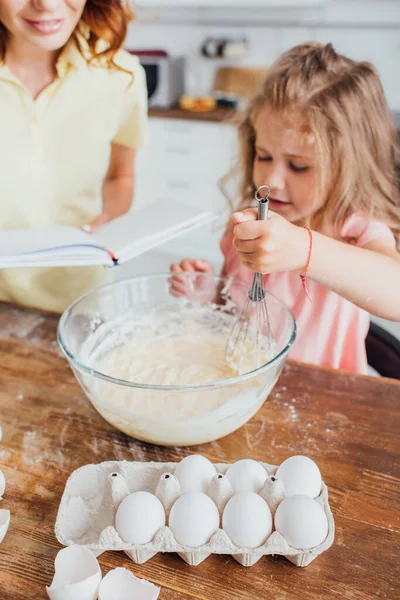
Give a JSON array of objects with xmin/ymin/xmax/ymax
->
[{"xmin": 300, "ymin": 226, "xmax": 313, "ymax": 302}]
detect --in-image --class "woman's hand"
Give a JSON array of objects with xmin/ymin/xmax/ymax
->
[
  {"xmin": 83, "ymin": 143, "xmax": 135, "ymax": 234},
  {"xmin": 232, "ymin": 208, "xmax": 310, "ymax": 274},
  {"xmin": 169, "ymin": 259, "xmax": 215, "ymax": 298},
  {"xmin": 82, "ymin": 213, "xmax": 112, "ymax": 233}
]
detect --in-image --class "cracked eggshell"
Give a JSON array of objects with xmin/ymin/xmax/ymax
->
[
  {"xmin": 46, "ymin": 545, "xmax": 102, "ymax": 600},
  {"xmin": 225, "ymin": 459, "xmax": 268, "ymax": 493},
  {"xmin": 0, "ymin": 509, "xmax": 10, "ymax": 544},
  {"xmin": 98, "ymin": 567, "xmax": 160, "ymax": 600},
  {"xmin": 174, "ymin": 455, "xmax": 216, "ymax": 493},
  {"xmin": 115, "ymin": 492, "xmax": 165, "ymax": 545},
  {"xmin": 169, "ymin": 493, "xmax": 220, "ymax": 548},
  {"xmin": 0, "ymin": 469, "xmax": 6, "ymax": 499},
  {"xmin": 275, "ymin": 495, "xmax": 328, "ymax": 550},
  {"xmin": 222, "ymin": 492, "xmax": 272, "ymax": 549},
  {"xmin": 276, "ymin": 456, "xmax": 321, "ymax": 498}
]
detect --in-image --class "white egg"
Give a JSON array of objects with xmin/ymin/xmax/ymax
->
[
  {"xmin": 174, "ymin": 455, "xmax": 217, "ymax": 493},
  {"xmin": 275, "ymin": 495, "xmax": 328, "ymax": 549},
  {"xmin": 222, "ymin": 492, "xmax": 272, "ymax": 549},
  {"xmin": 276, "ymin": 455, "xmax": 322, "ymax": 498},
  {"xmin": 225, "ymin": 459, "xmax": 267, "ymax": 493},
  {"xmin": 169, "ymin": 492, "xmax": 220, "ymax": 547},
  {"xmin": 115, "ymin": 491, "xmax": 165, "ymax": 544}
]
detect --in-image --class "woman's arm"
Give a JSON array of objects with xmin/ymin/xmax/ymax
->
[
  {"xmin": 85, "ymin": 143, "xmax": 136, "ymax": 232},
  {"xmin": 232, "ymin": 209, "xmax": 400, "ymax": 321}
]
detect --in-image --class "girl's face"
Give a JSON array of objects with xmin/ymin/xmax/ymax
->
[
  {"xmin": 0, "ymin": 0, "xmax": 87, "ymax": 53},
  {"xmin": 253, "ymin": 108, "xmax": 321, "ymax": 224}
]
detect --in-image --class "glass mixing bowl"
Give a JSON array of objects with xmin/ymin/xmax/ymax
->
[{"xmin": 57, "ymin": 273, "xmax": 296, "ymax": 446}]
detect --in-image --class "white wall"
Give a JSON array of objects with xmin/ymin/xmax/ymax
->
[{"xmin": 126, "ymin": 0, "xmax": 400, "ymax": 111}]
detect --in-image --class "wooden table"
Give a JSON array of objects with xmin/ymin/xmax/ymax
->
[{"xmin": 0, "ymin": 303, "xmax": 399, "ymax": 600}]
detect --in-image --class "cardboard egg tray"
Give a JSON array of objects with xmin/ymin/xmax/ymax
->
[{"xmin": 55, "ymin": 460, "xmax": 334, "ymax": 568}]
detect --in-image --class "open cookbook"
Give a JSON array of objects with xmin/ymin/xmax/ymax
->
[{"xmin": 0, "ymin": 200, "xmax": 216, "ymax": 269}]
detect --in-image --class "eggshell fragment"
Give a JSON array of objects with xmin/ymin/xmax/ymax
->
[
  {"xmin": 46, "ymin": 545, "xmax": 102, "ymax": 600},
  {"xmin": 0, "ymin": 470, "xmax": 6, "ymax": 499},
  {"xmin": 0, "ymin": 509, "xmax": 10, "ymax": 544},
  {"xmin": 98, "ymin": 567, "xmax": 160, "ymax": 600}
]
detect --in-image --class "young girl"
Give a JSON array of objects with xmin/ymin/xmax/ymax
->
[
  {"xmin": 171, "ymin": 42, "xmax": 400, "ymax": 374},
  {"xmin": 0, "ymin": 0, "xmax": 147, "ymax": 313}
]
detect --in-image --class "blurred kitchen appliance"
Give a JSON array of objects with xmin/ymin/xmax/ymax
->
[
  {"xmin": 201, "ymin": 37, "xmax": 248, "ymax": 60},
  {"xmin": 128, "ymin": 49, "xmax": 184, "ymax": 108}
]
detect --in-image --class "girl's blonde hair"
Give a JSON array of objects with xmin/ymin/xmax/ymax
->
[
  {"xmin": 230, "ymin": 42, "xmax": 400, "ymax": 241},
  {"xmin": 0, "ymin": 0, "xmax": 134, "ymax": 70}
]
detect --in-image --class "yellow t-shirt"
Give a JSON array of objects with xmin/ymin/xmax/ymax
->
[{"xmin": 0, "ymin": 39, "xmax": 148, "ymax": 313}]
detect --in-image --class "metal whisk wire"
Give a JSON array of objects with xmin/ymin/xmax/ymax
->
[{"xmin": 225, "ymin": 185, "xmax": 274, "ymax": 373}]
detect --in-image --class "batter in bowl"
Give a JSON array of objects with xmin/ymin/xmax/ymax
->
[
  {"xmin": 84, "ymin": 302, "xmax": 271, "ymax": 386},
  {"xmin": 78, "ymin": 301, "xmax": 278, "ymax": 444}
]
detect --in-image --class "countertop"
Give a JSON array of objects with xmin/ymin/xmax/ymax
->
[
  {"xmin": 149, "ymin": 106, "xmax": 239, "ymax": 123},
  {"xmin": 149, "ymin": 106, "xmax": 400, "ymax": 129},
  {"xmin": 0, "ymin": 302, "xmax": 399, "ymax": 599}
]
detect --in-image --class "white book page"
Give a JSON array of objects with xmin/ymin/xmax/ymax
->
[
  {"xmin": 0, "ymin": 226, "xmax": 95, "ymax": 256},
  {"xmin": 0, "ymin": 226, "xmax": 112, "ymax": 267},
  {"xmin": 117, "ymin": 213, "xmax": 217, "ymax": 263},
  {"xmin": 1, "ymin": 256, "xmax": 110, "ymax": 268},
  {"xmin": 92, "ymin": 200, "xmax": 215, "ymax": 262}
]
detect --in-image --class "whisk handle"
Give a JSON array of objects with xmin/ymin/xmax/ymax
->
[
  {"xmin": 258, "ymin": 198, "xmax": 269, "ymax": 221},
  {"xmin": 255, "ymin": 185, "xmax": 270, "ymax": 221}
]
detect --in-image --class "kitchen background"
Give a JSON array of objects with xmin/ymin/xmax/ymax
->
[{"xmin": 118, "ymin": 0, "xmax": 400, "ymax": 340}]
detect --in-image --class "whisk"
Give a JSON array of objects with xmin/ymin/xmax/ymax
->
[{"xmin": 225, "ymin": 185, "xmax": 274, "ymax": 374}]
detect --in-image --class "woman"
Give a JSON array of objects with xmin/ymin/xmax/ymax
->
[{"xmin": 0, "ymin": 0, "xmax": 148, "ymax": 312}]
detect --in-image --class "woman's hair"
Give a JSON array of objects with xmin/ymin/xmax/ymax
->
[
  {"xmin": 227, "ymin": 42, "xmax": 400, "ymax": 241},
  {"xmin": 0, "ymin": 0, "xmax": 134, "ymax": 69}
]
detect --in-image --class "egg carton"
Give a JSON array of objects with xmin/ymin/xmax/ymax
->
[{"xmin": 55, "ymin": 460, "xmax": 334, "ymax": 568}]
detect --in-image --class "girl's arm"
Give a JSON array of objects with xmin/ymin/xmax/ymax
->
[
  {"xmin": 232, "ymin": 209, "xmax": 400, "ymax": 321},
  {"xmin": 306, "ymin": 232, "xmax": 400, "ymax": 320},
  {"xmin": 84, "ymin": 143, "xmax": 136, "ymax": 232}
]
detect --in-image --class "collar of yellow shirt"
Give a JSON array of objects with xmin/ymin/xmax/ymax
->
[{"xmin": 0, "ymin": 35, "xmax": 90, "ymax": 85}]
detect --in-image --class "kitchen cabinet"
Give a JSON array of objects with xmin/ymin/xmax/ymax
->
[
  {"xmin": 135, "ymin": 117, "xmax": 236, "ymax": 212},
  {"xmin": 133, "ymin": 116, "xmax": 236, "ymax": 267}
]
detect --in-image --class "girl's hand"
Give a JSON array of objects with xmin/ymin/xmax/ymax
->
[
  {"xmin": 232, "ymin": 208, "xmax": 310, "ymax": 274},
  {"xmin": 169, "ymin": 259, "xmax": 215, "ymax": 298}
]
